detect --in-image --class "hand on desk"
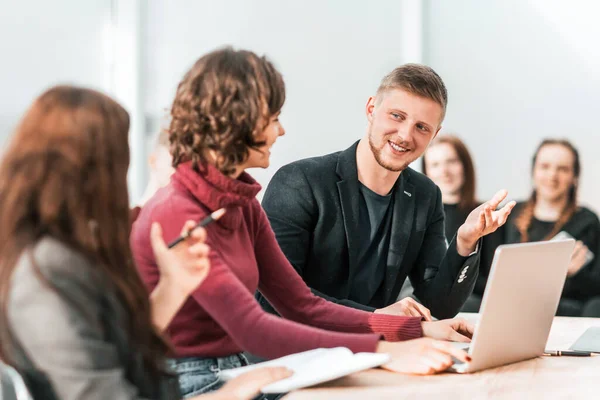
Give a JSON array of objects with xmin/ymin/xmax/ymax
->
[
  {"xmin": 422, "ymin": 318, "xmax": 474, "ymax": 342},
  {"xmin": 457, "ymin": 189, "xmax": 516, "ymax": 256},
  {"xmin": 191, "ymin": 367, "xmax": 293, "ymax": 400},
  {"xmin": 216, "ymin": 367, "xmax": 293, "ymax": 400},
  {"xmin": 375, "ymin": 297, "xmax": 432, "ymax": 321},
  {"xmin": 377, "ymin": 338, "xmax": 470, "ymax": 375}
]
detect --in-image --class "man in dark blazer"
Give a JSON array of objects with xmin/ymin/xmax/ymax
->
[{"xmin": 257, "ymin": 64, "xmax": 515, "ymax": 319}]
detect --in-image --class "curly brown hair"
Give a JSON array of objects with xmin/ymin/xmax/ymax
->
[{"xmin": 169, "ymin": 47, "xmax": 285, "ymax": 176}]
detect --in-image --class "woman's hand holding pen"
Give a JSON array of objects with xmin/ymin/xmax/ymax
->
[{"xmin": 151, "ymin": 220, "xmax": 212, "ymax": 297}]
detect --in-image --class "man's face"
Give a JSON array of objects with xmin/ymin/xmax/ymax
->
[{"xmin": 366, "ymin": 88, "xmax": 443, "ymax": 172}]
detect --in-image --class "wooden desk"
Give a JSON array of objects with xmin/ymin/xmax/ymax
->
[{"xmin": 285, "ymin": 315, "xmax": 600, "ymax": 399}]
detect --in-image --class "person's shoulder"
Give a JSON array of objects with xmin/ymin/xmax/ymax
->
[
  {"xmin": 133, "ymin": 182, "xmax": 207, "ymax": 242},
  {"xmin": 404, "ymin": 167, "xmax": 438, "ymax": 193},
  {"xmin": 272, "ymin": 151, "xmax": 341, "ymax": 182},
  {"xmin": 574, "ymin": 205, "xmax": 600, "ymax": 225},
  {"xmin": 141, "ymin": 183, "xmax": 201, "ymax": 221},
  {"xmin": 11, "ymin": 237, "xmax": 101, "ymax": 297}
]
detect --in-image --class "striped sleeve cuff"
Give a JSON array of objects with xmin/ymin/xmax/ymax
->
[{"xmin": 367, "ymin": 314, "xmax": 423, "ymax": 342}]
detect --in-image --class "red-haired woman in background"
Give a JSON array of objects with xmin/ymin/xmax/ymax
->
[{"xmin": 504, "ymin": 139, "xmax": 600, "ymax": 317}]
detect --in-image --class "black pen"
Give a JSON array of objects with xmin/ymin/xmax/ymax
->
[
  {"xmin": 544, "ymin": 350, "xmax": 593, "ymax": 357},
  {"xmin": 167, "ymin": 208, "xmax": 226, "ymax": 249}
]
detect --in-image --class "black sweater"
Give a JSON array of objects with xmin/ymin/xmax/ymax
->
[{"xmin": 504, "ymin": 202, "xmax": 600, "ymax": 300}]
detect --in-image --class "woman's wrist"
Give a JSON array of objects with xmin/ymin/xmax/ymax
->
[{"xmin": 150, "ymin": 278, "xmax": 189, "ymax": 331}]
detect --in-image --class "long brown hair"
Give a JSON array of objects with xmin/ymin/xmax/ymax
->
[
  {"xmin": 514, "ymin": 139, "xmax": 581, "ymax": 242},
  {"xmin": 169, "ymin": 47, "xmax": 285, "ymax": 176},
  {"xmin": 421, "ymin": 135, "xmax": 478, "ymax": 213},
  {"xmin": 0, "ymin": 86, "xmax": 169, "ymax": 377}
]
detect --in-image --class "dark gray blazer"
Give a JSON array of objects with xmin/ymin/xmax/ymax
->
[
  {"xmin": 5, "ymin": 237, "xmax": 177, "ymax": 400},
  {"xmin": 258, "ymin": 141, "xmax": 480, "ymax": 319}
]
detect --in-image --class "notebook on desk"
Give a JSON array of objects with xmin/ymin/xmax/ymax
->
[
  {"xmin": 570, "ymin": 327, "xmax": 600, "ymax": 353},
  {"xmin": 220, "ymin": 347, "xmax": 390, "ymax": 393}
]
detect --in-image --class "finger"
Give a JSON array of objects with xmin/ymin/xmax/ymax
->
[
  {"xmin": 150, "ymin": 222, "xmax": 167, "ymax": 257},
  {"xmin": 407, "ymin": 307, "xmax": 424, "ymax": 318},
  {"xmin": 477, "ymin": 207, "xmax": 486, "ymax": 230},
  {"xmin": 188, "ymin": 243, "xmax": 211, "ymax": 257},
  {"xmin": 572, "ymin": 251, "xmax": 587, "ymax": 266},
  {"xmin": 400, "ymin": 305, "xmax": 420, "ymax": 318},
  {"xmin": 192, "ymin": 258, "xmax": 210, "ymax": 272},
  {"xmin": 421, "ymin": 356, "xmax": 449, "ymax": 373},
  {"xmin": 409, "ymin": 363, "xmax": 436, "ymax": 376},
  {"xmin": 188, "ymin": 226, "xmax": 207, "ymax": 243},
  {"xmin": 572, "ymin": 242, "xmax": 585, "ymax": 257},
  {"xmin": 412, "ymin": 302, "xmax": 433, "ymax": 322},
  {"xmin": 180, "ymin": 220, "xmax": 197, "ymax": 237},
  {"xmin": 455, "ymin": 319, "xmax": 475, "ymax": 338},
  {"xmin": 496, "ymin": 201, "xmax": 517, "ymax": 226},
  {"xmin": 486, "ymin": 189, "xmax": 508, "ymax": 210},
  {"xmin": 484, "ymin": 205, "xmax": 493, "ymax": 229},
  {"xmin": 425, "ymin": 350, "xmax": 454, "ymax": 370},
  {"xmin": 432, "ymin": 341, "xmax": 471, "ymax": 363},
  {"xmin": 252, "ymin": 367, "xmax": 294, "ymax": 384},
  {"xmin": 445, "ymin": 327, "xmax": 471, "ymax": 343}
]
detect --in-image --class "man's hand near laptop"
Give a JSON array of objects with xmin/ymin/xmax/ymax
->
[{"xmin": 375, "ymin": 297, "xmax": 433, "ymax": 320}]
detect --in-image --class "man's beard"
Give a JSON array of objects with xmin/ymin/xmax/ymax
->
[{"xmin": 368, "ymin": 128, "xmax": 410, "ymax": 172}]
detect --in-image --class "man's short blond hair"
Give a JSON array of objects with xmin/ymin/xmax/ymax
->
[{"xmin": 376, "ymin": 64, "xmax": 448, "ymax": 120}]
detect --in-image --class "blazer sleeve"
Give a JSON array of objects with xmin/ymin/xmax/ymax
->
[
  {"xmin": 7, "ymin": 246, "xmax": 151, "ymax": 400},
  {"xmin": 260, "ymin": 163, "xmax": 374, "ymax": 311},
  {"xmin": 474, "ymin": 226, "xmax": 505, "ymax": 296},
  {"xmin": 409, "ymin": 186, "xmax": 481, "ymax": 319}
]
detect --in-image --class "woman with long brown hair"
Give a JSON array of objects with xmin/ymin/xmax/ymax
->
[
  {"xmin": 422, "ymin": 135, "xmax": 504, "ymax": 312},
  {"xmin": 0, "ymin": 85, "xmax": 291, "ymax": 399},
  {"xmin": 131, "ymin": 47, "xmax": 474, "ymax": 397},
  {"xmin": 505, "ymin": 139, "xmax": 600, "ymax": 317},
  {"xmin": 422, "ymin": 135, "xmax": 479, "ymax": 241}
]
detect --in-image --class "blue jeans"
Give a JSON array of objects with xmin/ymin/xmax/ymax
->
[{"xmin": 167, "ymin": 353, "xmax": 252, "ymax": 398}]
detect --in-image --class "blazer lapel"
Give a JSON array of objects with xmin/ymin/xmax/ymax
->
[
  {"xmin": 383, "ymin": 171, "xmax": 416, "ymax": 303},
  {"xmin": 336, "ymin": 142, "xmax": 361, "ymax": 283}
]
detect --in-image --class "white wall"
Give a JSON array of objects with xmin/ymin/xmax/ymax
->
[
  {"xmin": 423, "ymin": 0, "xmax": 600, "ymax": 210},
  {"xmin": 0, "ymin": 0, "xmax": 112, "ymax": 147},
  {"xmin": 144, "ymin": 0, "xmax": 411, "ymax": 197}
]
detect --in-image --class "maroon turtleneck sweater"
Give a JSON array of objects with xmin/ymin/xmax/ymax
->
[{"xmin": 131, "ymin": 162, "xmax": 422, "ymax": 360}]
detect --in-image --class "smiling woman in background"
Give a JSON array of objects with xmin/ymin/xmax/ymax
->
[
  {"xmin": 421, "ymin": 135, "xmax": 503, "ymax": 312},
  {"xmin": 422, "ymin": 135, "xmax": 479, "ymax": 242},
  {"xmin": 504, "ymin": 139, "xmax": 600, "ymax": 317}
]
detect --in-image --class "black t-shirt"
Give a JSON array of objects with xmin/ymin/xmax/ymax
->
[
  {"xmin": 505, "ymin": 202, "xmax": 600, "ymax": 300},
  {"xmin": 443, "ymin": 203, "xmax": 469, "ymax": 244},
  {"xmin": 525, "ymin": 218, "xmax": 557, "ymax": 241},
  {"xmin": 349, "ymin": 182, "xmax": 394, "ymax": 307}
]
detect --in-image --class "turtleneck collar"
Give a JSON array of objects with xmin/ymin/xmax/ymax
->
[{"xmin": 172, "ymin": 161, "xmax": 261, "ymax": 229}]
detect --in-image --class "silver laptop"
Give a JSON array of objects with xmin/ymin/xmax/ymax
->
[{"xmin": 450, "ymin": 239, "xmax": 575, "ymax": 373}]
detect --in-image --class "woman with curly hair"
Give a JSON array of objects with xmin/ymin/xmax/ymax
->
[
  {"xmin": 0, "ymin": 85, "xmax": 292, "ymax": 400},
  {"xmin": 131, "ymin": 47, "xmax": 472, "ymax": 397}
]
